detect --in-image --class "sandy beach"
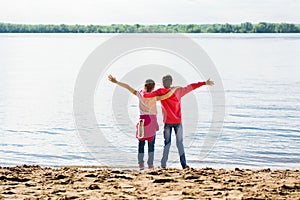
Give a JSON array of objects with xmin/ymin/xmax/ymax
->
[{"xmin": 0, "ymin": 165, "xmax": 299, "ymax": 199}]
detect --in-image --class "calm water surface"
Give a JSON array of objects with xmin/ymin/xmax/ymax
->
[{"xmin": 0, "ymin": 34, "xmax": 299, "ymax": 169}]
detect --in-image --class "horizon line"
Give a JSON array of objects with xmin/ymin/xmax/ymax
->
[{"xmin": 1, "ymin": 21, "xmax": 300, "ymax": 26}]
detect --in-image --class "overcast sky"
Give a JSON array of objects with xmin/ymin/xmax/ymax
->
[{"xmin": 0, "ymin": 0, "xmax": 299, "ymax": 24}]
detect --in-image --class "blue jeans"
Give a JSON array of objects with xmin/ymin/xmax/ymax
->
[
  {"xmin": 138, "ymin": 135, "xmax": 156, "ymax": 167},
  {"xmin": 161, "ymin": 123, "xmax": 187, "ymax": 168}
]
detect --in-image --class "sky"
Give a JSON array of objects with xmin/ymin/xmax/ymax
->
[{"xmin": 0, "ymin": 0, "xmax": 299, "ymax": 25}]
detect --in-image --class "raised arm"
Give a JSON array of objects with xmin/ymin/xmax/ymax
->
[
  {"xmin": 108, "ymin": 75, "xmax": 137, "ymax": 96},
  {"xmin": 205, "ymin": 78, "xmax": 215, "ymax": 86},
  {"xmin": 156, "ymin": 86, "xmax": 180, "ymax": 101},
  {"xmin": 177, "ymin": 78, "xmax": 214, "ymax": 97}
]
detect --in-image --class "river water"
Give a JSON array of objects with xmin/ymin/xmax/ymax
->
[{"xmin": 0, "ymin": 33, "xmax": 299, "ymax": 169}]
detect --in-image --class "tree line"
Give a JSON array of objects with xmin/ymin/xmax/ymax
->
[{"xmin": 0, "ymin": 22, "xmax": 299, "ymax": 33}]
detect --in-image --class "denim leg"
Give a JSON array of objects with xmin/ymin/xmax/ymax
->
[
  {"xmin": 138, "ymin": 140, "xmax": 145, "ymax": 165},
  {"xmin": 147, "ymin": 135, "xmax": 156, "ymax": 167},
  {"xmin": 161, "ymin": 124, "xmax": 172, "ymax": 168},
  {"xmin": 174, "ymin": 123, "xmax": 187, "ymax": 168}
]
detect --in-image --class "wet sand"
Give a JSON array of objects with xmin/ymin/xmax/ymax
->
[{"xmin": 0, "ymin": 165, "xmax": 299, "ymax": 199}]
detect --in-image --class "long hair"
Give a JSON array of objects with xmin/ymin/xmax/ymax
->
[{"xmin": 144, "ymin": 79, "xmax": 155, "ymax": 92}]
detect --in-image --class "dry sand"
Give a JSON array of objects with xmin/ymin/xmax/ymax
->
[{"xmin": 0, "ymin": 165, "xmax": 299, "ymax": 199}]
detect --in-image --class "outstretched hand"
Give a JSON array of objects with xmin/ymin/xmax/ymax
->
[
  {"xmin": 206, "ymin": 78, "xmax": 215, "ymax": 86},
  {"xmin": 108, "ymin": 75, "xmax": 117, "ymax": 83}
]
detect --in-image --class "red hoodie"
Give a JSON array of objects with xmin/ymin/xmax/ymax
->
[{"xmin": 143, "ymin": 82, "xmax": 206, "ymax": 124}]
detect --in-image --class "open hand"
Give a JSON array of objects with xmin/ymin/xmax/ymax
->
[
  {"xmin": 108, "ymin": 75, "xmax": 117, "ymax": 83},
  {"xmin": 206, "ymin": 78, "xmax": 215, "ymax": 86}
]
